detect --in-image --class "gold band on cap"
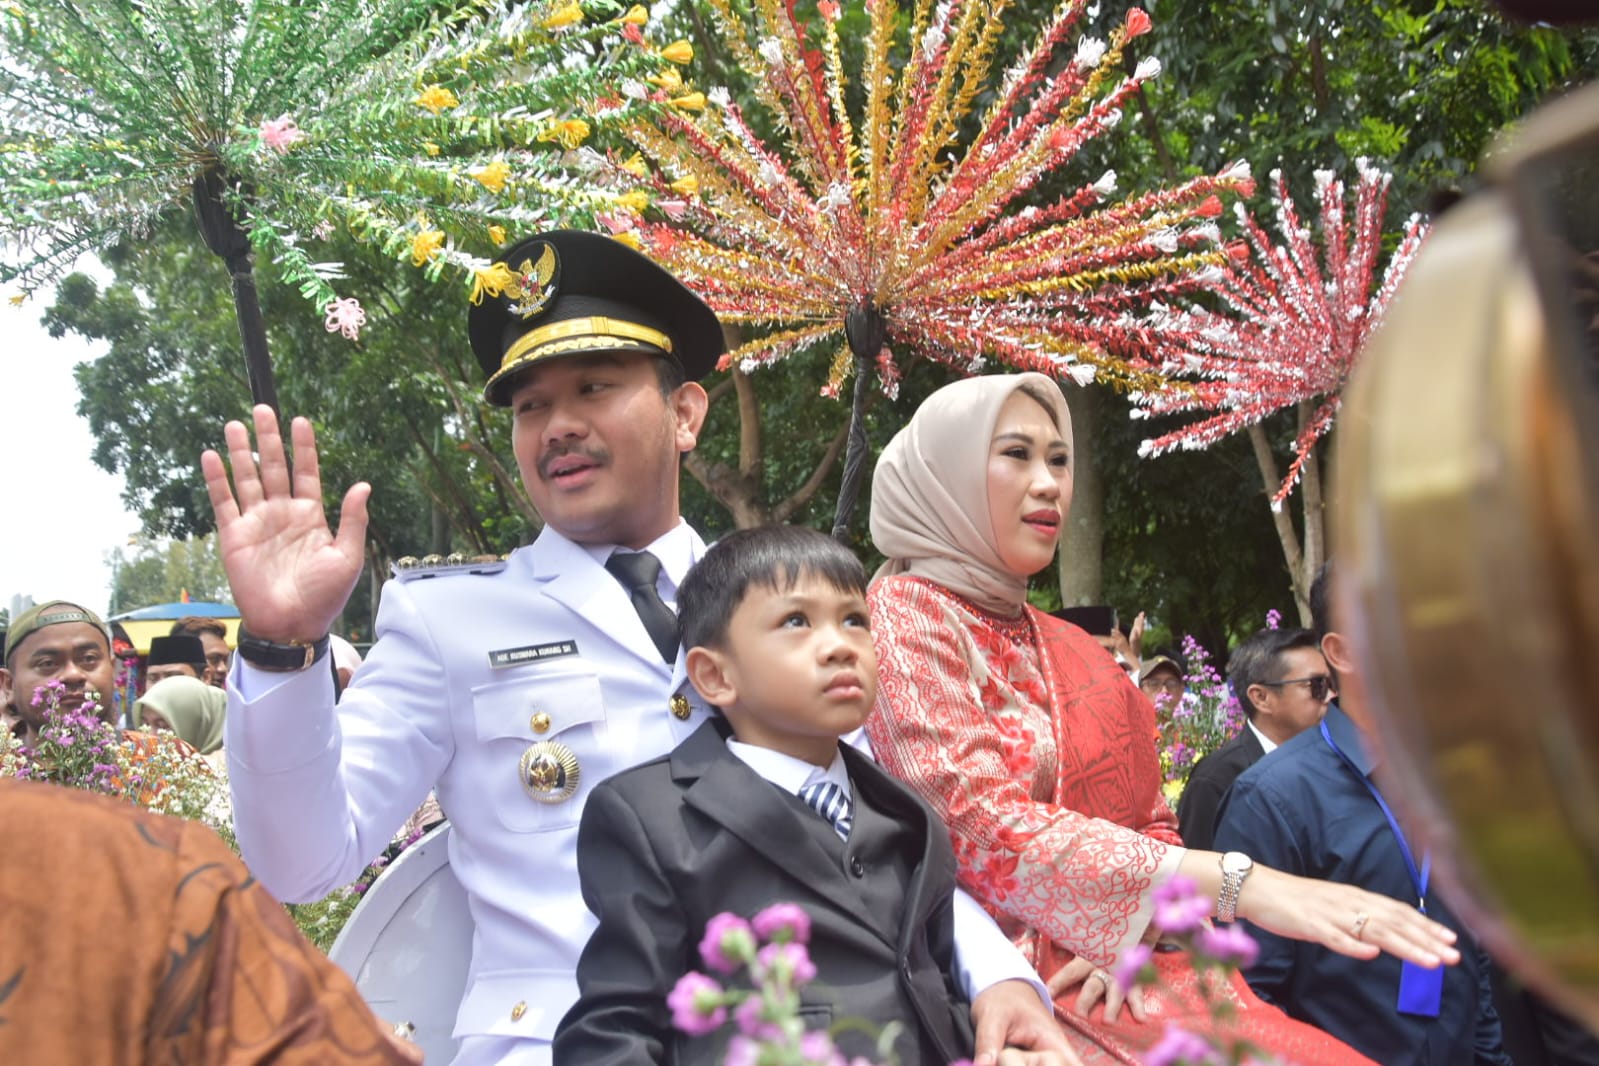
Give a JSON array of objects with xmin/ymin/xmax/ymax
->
[{"xmin": 501, "ymin": 316, "xmax": 673, "ymax": 372}]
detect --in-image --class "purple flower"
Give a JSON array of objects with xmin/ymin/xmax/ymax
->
[
  {"xmin": 1197, "ymin": 924, "xmax": 1259, "ymax": 968},
  {"xmin": 1147, "ymin": 1024, "xmax": 1222, "ymax": 1066},
  {"xmin": 1113, "ymin": 943, "xmax": 1155, "ymax": 991},
  {"xmin": 733, "ymin": 994, "xmax": 782, "ymax": 1041},
  {"xmin": 797, "ymin": 1029, "xmax": 835, "ymax": 1061},
  {"xmin": 699, "ymin": 912, "xmax": 757, "ymax": 973},
  {"xmin": 752, "ymin": 902, "xmax": 811, "ymax": 945},
  {"xmin": 1153, "ymin": 875, "xmax": 1211, "ymax": 934},
  {"xmin": 667, "ymin": 971, "xmax": 727, "ymax": 1035},
  {"xmin": 1265, "ymin": 609, "xmax": 1282, "ymax": 630},
  {"xmin": 723, "ymin": 1035, "xmax": 761, "ymax": 1066},
  {"xmin": 756, "ymin": 941, "xmax": 817, "ymax": 986}
]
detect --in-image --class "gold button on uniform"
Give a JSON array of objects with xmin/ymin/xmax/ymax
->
[
  {"xmin": 510, "ymin": 1001, "xmax": 527, "ymax": 1022},
  {"xmin": 669, "ymin": 693, "xmax": 691, "ymax": 720},
  {"xmin": 530, "ymin": 712, "xmax": 551, "ymax": 734}
]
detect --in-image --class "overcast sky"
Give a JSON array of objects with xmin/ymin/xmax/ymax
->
[{"xmin": 1, "ymin": 267, "xmax": 142, "ymax": 618}]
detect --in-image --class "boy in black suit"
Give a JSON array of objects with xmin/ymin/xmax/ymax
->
[{"xmin": 554, "ymin": 526, "xmax": 1070, "ymax": 1066}]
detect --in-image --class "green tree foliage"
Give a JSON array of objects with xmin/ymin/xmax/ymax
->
[{"xmin": 107, "ymin": 536, "xmax": 231, "ymax": 612}]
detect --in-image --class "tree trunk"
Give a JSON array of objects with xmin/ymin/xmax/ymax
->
[
  {"xmin": 1248, "ymin": 419, "xmax": 1316, "ymax": 625},
  {"xmin": 192, "ymin": 170, "xmax": 279, "ymax": 412},
  {"xmin": 1058, "ymin": 384, "xmax": 1104, "ymax": 605}
]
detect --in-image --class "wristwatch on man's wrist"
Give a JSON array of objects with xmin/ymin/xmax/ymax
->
[
  {"xmin": 236, "ymin": 628, "xmax": 331, "ymax": 672},
  {"xmin": 1215, "ymin": 851, "xmax": 1254, "ymax": 923}
]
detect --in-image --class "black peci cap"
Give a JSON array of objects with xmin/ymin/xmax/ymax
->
[
  {"xmin": 147, "ymin": 634, "xmax": 206, "ymax": 669},
  {"xmin": 468, "ymin": 230, "xmax": 725, "ymax": 406}
]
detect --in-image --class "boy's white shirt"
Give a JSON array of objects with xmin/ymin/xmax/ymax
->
[{"xmin": 727, "ymin": 737, "xmax": 1053, "ymax": 1011}]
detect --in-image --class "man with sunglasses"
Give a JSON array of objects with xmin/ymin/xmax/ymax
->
[
  {"xmin": 1213, "ymin": 566, "xmax": 1510, "ymax": 1066},
  {"xmin": 1176, "ymin": 626, "xmax": 1329, "ymax": 849}
]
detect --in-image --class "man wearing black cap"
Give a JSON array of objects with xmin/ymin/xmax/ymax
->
[
  {"xmin": 145, "ymin": 633, "xmax": 209, "ymax": 685},
  {"xmin": 203, "ymin": 231, "xmax": 1067, "ymax": 1066}
]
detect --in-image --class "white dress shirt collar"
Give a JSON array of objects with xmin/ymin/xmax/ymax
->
[
  {"xmin": 1247, "ymin": 718, "xmax": 1279, "ymax": 755},
  {"xmin": 725, "ymin": 737, "xmax": 851, "ymax": 800},
  {"xmin": 581, "ymin": 519, "xmax": 698, "ymax": 606}
]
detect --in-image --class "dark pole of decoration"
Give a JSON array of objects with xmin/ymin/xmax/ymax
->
[
  {"xmin": 831, "ymin": 300, "xmax": 887, "ymax": 542},
  {"xmin": 192, "ymin": 169, "xmax": 280, "ymax": 414}
]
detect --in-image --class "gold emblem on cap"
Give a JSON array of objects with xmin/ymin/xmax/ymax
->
[
  {"xmin": 669, "ymin": 693, "xmax": 692, "ymax": 720},
  {"xmin": 510, "ymin": 1001, "xmax": 527, "ymax": 1022},
  {"xmin": 505, "ymin": 243, "xmax": 559, "ymax": 320},
  {"xmin": 530, "ymin": 712, "xmax": 551, "ymax": 734},
  {"xmin": 520, "ymin": 741, "xmax": 580, "ymax": 803}
]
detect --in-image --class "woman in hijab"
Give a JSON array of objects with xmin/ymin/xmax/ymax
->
[
  {"xmin": 137, "ymin": 675, "xmax": 227, "ymax": 766},
  {"xmin": 864, "ymin": 373, "xmax": 1457, "ymax": 1063}
]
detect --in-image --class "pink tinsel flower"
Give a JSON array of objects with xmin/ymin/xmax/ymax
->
[
  {"xmin": 1153, "ymin": 875, "xmax": 1211, "ymax": 934},
  {"xmin": 667, "ymin": 971, "xmax": 727, "ymax": 1035},
  {"xmin": 259, "ymin": 114, "xmax": 306, "ymax": 154},
  {"xmin": 698, "ymin": 911, "xmax": 756, "ymax": 974},
  {"xmin": 324, "ymin": 297, "xmax": 367, "ymax": 341},
  {"xmin": 817, "ymin": 0, "xmax": 840, "ymax": 18},
  {"xmin": 596, "ymin": 210, "xmax": 637, "ymax": 234},
  {"xmin": 751, "ymin": 902, "xmax": 811, "ymax": 944},
  {"xmin": 1198, "ymin": 924, "xmax": 1260, "ymax": 968}
]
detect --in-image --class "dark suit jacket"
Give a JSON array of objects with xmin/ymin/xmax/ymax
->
[
  {"xmin": 553, "ymin": 718, "xmax": 974, "ymax": 1065},
  {"xmin": 1176, "ymin": 725, "xmax": 1265, "ymax": 850}
]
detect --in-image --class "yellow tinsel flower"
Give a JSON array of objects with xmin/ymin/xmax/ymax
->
[
  {"xmin": 410, "ymin": 229, "xmax": 446, "ymax": 267},
  {"xmin": 414, "ymin": 85, "xmax": 460, "ymax": 115},
  {"xmin": 619, "ymin": 4, "xmax": 648, "ymax": 24},
  {"xmin": 669, "ymin": 92, "xmax": 706, "ymax": 112},
  {"xmin": 470, "ymin": 262, "xmax": 517, "ymax": 305},
  {"xmin": 661, "ymin": 40, "xmax": 693, "ymax": 65},
  {"xmin": 611, "ymin": 231, "xmax": 643, "ymax": 250},
  {"xmin": 8, "ymin": 293, "xmax": 25, "ymax": 307},
  {"xmin": 488, "ymin": 225, "xmax": 507, "ymax": 246},
  {"xmin": 619, "ymin": 152, "xmax": 648, "ymax": 178},
  {"xmin": 647, "ymin": 68, "xmax": 683, "ymax": 92},
  {"xmin": 472, "ymin": 160, "xmax": 512, "ymax": 193},
  {"xmin": 669, "ymin": 175, "xmax": 699, "ymax": 196},
  {"xmin": 423, "ymin": 141, "xmax": 441, "ymax": 156},
  {"xmin": 537, "ymin": 118, "xmax": 591, "ymax": 150},
  {"xmin": 616, "ymin": 190, "xmax": 650, "ymax": 213},
  {"xmin": 543, "ymin": 2, "xmax": 583, "ymax": 29}
]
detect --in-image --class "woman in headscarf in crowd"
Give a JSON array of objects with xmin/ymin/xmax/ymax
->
[
  {"xmin": 137, "ymin": 675, "xmax": 228, "ymax": 769},
  {"xmin": 864, "ymin": 373, "xmax": 1456, "ymax": 1063}
]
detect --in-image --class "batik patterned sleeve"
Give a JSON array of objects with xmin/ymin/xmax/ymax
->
[
  {"xmin": 154, "ymin": 819, "xmax": 422, "ymax": 1065},
  {"xmin": 866, "ymin": 577, "xmax": 1182, "ymax": 968}
]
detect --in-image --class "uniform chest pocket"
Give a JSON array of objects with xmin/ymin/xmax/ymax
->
[{"xmin": 471, "ymin": 670, "xmax": 607, "ymax": 833}]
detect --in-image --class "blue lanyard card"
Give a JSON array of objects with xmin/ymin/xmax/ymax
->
[{"xmin": 1398, "ymin": 958, "xmax": 1444, "ymax": 1017}]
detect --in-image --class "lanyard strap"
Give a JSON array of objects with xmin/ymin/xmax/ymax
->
[{"xmin": 1320, "ymin": 720, "xmax": 1432, "ymax": 912}]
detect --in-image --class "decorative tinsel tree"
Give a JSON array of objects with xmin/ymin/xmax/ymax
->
[
  {"xmin": 0, "ymin": 0, "xmax": 688, "ymax": 408},
  {"xmin": 600, "ymin": 0, "xmax": 1257, "ymax": 534},
  {"xmin": 1132, "ymin": 161, "xmax": 1428, "ymax": 621}
]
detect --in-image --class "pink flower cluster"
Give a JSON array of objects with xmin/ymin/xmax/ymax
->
[{"xmin": 669, "ymin": 904, "xmax": 893, "ymax": 1065}]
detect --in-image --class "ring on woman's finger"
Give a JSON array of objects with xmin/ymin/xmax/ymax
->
[
  {"xmin": 1350, "ymin": 911, "xmax": 1370, "ymax": 940},
  {"xmin": 1090, "ymin": 969, "xmax": 1114, "ymax": 988}
]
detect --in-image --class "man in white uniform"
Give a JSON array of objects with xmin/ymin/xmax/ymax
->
[{"xmin": 202, "ymin": 231, "xmax": 1073, "ymax": 1065}]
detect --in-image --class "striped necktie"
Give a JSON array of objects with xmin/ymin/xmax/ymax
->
[{"xmin": 799, "ymin": 780, "xmax": 853, "ymax": 840}]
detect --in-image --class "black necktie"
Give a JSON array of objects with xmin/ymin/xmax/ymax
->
[{"xmin": 605, "ymin": 550, "xmax": 680, "ymax": 664}]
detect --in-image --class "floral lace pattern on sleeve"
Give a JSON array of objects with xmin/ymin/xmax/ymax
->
[{"xmin": 866, "ymin": 576, "xmax": 1181, "ymax": 967}]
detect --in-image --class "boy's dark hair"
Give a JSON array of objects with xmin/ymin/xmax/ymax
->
[
  {"xmin": 1309, "ymin": 560, "xmax": 1335, "ymax": 637},
  {"xmin": 1227, "ymin": 626, "xmax": 1323, "ymax": 718},
  {"xmin": 678, "ymin": 526, "xmax": 867, "ymax": 652}
]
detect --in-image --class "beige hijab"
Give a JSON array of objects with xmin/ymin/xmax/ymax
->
[
  {"xmin": 136, "ymin": 676, "xmax": 228, "ymax": 754},
  {"xmin": 870, "ymin": 372, "xmax": 1074, "ymax": 615}
]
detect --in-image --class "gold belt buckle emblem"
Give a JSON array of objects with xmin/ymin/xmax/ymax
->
[{"xmin": 520, "ymin": 741, "xmax": 581, "ymax": 803}]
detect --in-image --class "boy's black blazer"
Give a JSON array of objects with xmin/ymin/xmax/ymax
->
[{"xmin": 552, "ymin": 717, "xmax": 974, "ymax": 1064}]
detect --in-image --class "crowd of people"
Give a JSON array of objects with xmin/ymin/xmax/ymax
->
[{"xmin": 0, "ymin": 227, "xmax": 1589, "ymax": 1065}]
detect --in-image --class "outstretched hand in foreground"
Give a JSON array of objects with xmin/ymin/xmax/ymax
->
[{"xmin": 200, "ymin": 405, "xmax": 370, "ymax": 644}]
